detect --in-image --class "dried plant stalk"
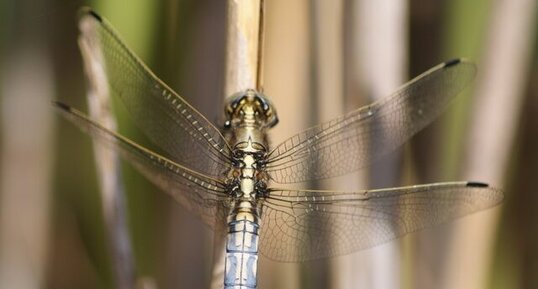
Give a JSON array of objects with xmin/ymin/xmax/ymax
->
[
  {"xmin": 333, "ymin": 1, "xmax": 407, "ymax": 289},
  {"xmin": 224, "ymin": 0, "xmax": 264, "ymax": 96},
  {"xmin": 78, "ymin": 15, "xmax": 136, "ymax": 289},
  {"xmin": 444, "ymin": 1, "xmax": 537, "ymax": 289}
]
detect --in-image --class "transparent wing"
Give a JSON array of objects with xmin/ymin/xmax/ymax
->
[
  {"xmin": 260, "ymin": 182, "xmax": 502, "ymax": 262},
  {"xmin": 266, "ymin": 60, "xmax": 476, "ymax": 183},
  {"xmin": 78, "ymin": 9, "xmax": 232, "ymax": 178},
  {"xmin": 54, "ymin": 101, "xmax": 230, "ymax": 227}
]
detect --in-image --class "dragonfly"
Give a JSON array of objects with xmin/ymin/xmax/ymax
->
[{"xmin": 54, "ymin": 8, "xmax": 503, "ymax": 289}]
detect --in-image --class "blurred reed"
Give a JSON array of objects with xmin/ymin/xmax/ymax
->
[{"xmin": 0, "ymin": 1, "xmax": 55, "ymax": 289}]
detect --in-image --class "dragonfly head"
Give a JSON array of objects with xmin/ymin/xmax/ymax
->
[{"xmin": 224, "ymin": 89, "xmax": 279, "ymax": 129}]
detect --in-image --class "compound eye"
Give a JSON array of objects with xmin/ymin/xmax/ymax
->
[
  {"xmin": 262, "ymin": 102, "xmax": 270, "ymax": 112},
  {"xmin": 256, "ymin": 96, "xmax": 270, "ymax": 112}
]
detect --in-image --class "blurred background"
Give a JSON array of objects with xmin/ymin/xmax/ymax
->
[{"xmin": 0, "ymin": 0, "xmax": 536, "ymax": 288}]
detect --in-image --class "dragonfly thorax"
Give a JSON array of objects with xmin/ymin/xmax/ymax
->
[
  {"xmin": 223, "ymin": 90, "xmax": 273, "ymax": 207},
  {"xmin": 228, "ymin": 141, "xmax": 269, "ymax": 198}
]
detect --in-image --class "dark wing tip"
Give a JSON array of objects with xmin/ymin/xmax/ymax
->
[
  {"xmin": 51, "ymin": 100, "xmax": 72, "ymax": 112},
  {"xmin": 78, "ymin": 7, "xmax": 103, "ymax": 22},
  {"xmin": 88, "ymin": 10, "xmax": 103, "ymax": 22},
  {"xmin": 444, "ymin": 58, "xmax": 462, "ymax": 67},
  {"xmin": 466, "ymin": 181, "xmax": 489, "ymax": 188}
]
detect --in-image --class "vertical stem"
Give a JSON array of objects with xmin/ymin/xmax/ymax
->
[
  {"xmin": 210, "ymin": 225, "xmax": 227, "ymax": 289},
  {"xmin": 224, "ymin": 0, "xmax": 263, "ymax": 97},
  {"xmin": 445, "ymin": 1, "xmax": 537, "ymax": 289},
  {"xmin": 79, "ymin": 16, "xmax": 135, "ymax": 289},
  {"xmin": 256, "ymin": 0, "xmax": 266, "ymax": 92},
  {"xmin": 334, "ymin": 1, "xmax": 407, "ymax": 289},
  {"xmin": 310, "ymin": 1, "xmax": 344, "ymax": 289},
  {"xmin": 0, "ymin": 3, "xmax": 54, "ymax": 288}
]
